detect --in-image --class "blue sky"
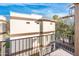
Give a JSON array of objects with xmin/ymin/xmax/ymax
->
[{"xmin": 0, "ymin": 3, "xmax": 70, "ymax": 20}]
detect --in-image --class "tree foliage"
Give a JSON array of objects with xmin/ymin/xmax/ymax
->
[{"xmin": 52, "ymin": 15, "xmax": 74, "ymax": 41}]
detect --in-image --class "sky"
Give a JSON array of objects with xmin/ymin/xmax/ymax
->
[{"xmin": 0, "ymin": 3, "xmax": 70, "ymax": 20}]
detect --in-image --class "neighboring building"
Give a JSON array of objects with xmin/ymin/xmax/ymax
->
[
  {"xmin": 0, "ymin": 16, "xmax": 7, "ymax": 56},
  {"xmin": 10, "ymin": 12, "xmax": 55, "ymax": 56},
  {"xmin": 0, "ymin": 16, "xmax": 7, "ymax": 41},
  {"xmin": 0, "ymin": 12, "xmax": 55, "ymax": 56}
]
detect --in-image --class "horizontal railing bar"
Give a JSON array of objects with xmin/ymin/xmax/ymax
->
[
  {"xmin": 55, "ymin": 41, "xmax": 74, "ymax": 49},
  {"xmin": 0, "ymin": 34, "xmax": 54, "ymax": 42}
]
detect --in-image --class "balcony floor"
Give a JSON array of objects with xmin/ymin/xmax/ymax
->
[{"xmin": 46, "ymin": 49, "xmax": 73, "ymax": 56}]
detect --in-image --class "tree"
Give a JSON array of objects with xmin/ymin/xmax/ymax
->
[{"xmin": 52, "ymin": 15, "xmax": 74, "ymax": 44}]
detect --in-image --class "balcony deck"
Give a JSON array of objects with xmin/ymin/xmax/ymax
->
[{"xmin": 46, "ymin": 49, "xmax": 73, "ymax": 56}]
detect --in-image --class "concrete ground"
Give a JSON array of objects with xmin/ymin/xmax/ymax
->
[{"xmin": 46, "ymin": 49, "xmax": 73, "ymax": 56}]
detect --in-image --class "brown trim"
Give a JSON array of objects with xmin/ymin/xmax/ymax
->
[
  {"xmin": 11, "ymin": 16, "xmax": 37, "ymax": 21},
  {"xmin": 0, "ymin": 32, "xmax": 7, "ymax": 35},
  {"xmin": 10, "ymin": 31, "xmax": 55, "ymax": 37},
  {"xmin": 61, "ymin": 15, "xmax": 74, "ymax": 19},
  {"xmin": 10, "ymin": 34, "xmax": 54, "ymax": 41},
  {"xmin": 10, "ymin": 16, "xmax": 56, "ymax": 23},
  {"xmin": 0, "ymin": 20, "xmax": 7, "ymax": 23},
  {"xmin": 30, "ymin": 52, "xmax": 39, "ymax": 56},
  {"xmin": 38, "ymin": 19, "xmax": 56, "ymax": 22}
]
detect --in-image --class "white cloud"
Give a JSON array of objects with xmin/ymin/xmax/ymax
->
[
  {"xmin": 0, "ymin": 3, "xmax": 25, "ymax": 6},
  {"xmin": 32, "ymin": 10, "xmax": 40, "ymax": 13},
  {"xmin": 0, "ymin": 3, "xmax": 11, "ymax": 6}
]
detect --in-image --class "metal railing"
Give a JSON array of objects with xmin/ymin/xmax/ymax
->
[
  {"xmin": 55, "ymin": 40, "xmax": 74, "ymax": 55},
  {"xmin": 0, "ymin": 34, "xmax": 55, "ymax": 56}
]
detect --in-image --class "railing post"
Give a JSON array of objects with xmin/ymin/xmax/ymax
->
[
  {"xmin": 52, "ymin": 34, "xmax": 56, "ymax": 51},
  {"xmin": 0, "ymin": 41, "xmax": 5, "ymax": 56},
  {"xmin": 4, "ymin": 38, "xmax": 10, "ymax": 56},
  {"xmin": 39, "ymin": 19, "xmax": 43, "ymax": 56}
]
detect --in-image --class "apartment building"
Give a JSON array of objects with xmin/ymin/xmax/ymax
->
[{"xmin": 10, "ymin": 12, "xmax": 55, "ymax": 56}]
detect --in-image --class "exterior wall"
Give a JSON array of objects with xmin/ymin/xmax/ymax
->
[
  {"xmin": 10, "ymin": 20, "xmax": 40, "ymax": 35},
  {"xmin": 10, "ymin": 19, "xmax": 40, "ymax": 56},
  {"xmin": 43, "ymin": 21, "xmax": 55, "ymax": 32},
  {"xmin": 42, "ymin": 21, "xmax": 55, "ymax": 55},
  {"xmin": 0, "ymin": 16, "xmax": 7, "ymax": 41}
]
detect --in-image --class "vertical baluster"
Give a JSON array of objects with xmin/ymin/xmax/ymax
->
[
  {"xmin": 32, "ymin": 38, "xmax": 34, "ymax": 54},
  {"xmin": 31, "ymin": 37, "xmax": 33, "ymax": 56},
  {"xmin": 35, "ymin": 37, "xmax": 36, "ymax": 56},
  {"xmin": 29, "ymin": 38, "xmax": 30, "ymax": 56},
  {"xmin": 47, "ymin": 35, "xmax": 48, "ymax": 55},
  {"xmin": 10, "ymin": 41, "xmax": 12, "ymax": 56},
  {"xmin": 29, "ymin": 38, "xmax": 31, "ymax": 56},
  {"xmin": 38, "ymin": 36, "xmax": 40, "ymax": 56},
  {"xmin": 34, "ymin": 37, "xmax": 35, "ymax": 56},
  {"xmin": 35, "ymin": 37, "xmax": 37, "ymax": 56},
  {"xmin": 30, "ymin": 38, "xmax": 31, "ymax": 56},
  {"xmin": 34, "ymin": 37, "xmax": 36, "ymax": 56},
  {"xmin": 22, "ymin": 39, "xmax": 24, "ymax": 56},
  {"xmin": 19, "ymin": 39, "xmax": 20, "ymax": 56},
  {"xmin": 36, "ymin": 37, "xmax": 38, "ymax": 54},
  {"xmin": 45, "ymin": 35, "xmax": 46, "ymax": 55},
  {"xmin": 31, "ymin": 38, "xmax": 33, "ymax": 55},
  {"xmin": 37, "ymin": 36, "xmax": 39, "ymax": 56},
  {"xmin": 0, "ymin": 41, "xmax": 1, "ymax": 56},
  {"xmin": 33, "ymin": 37, "xmax": 35, "ymax": 56},
  {"xmin": 10, "ymin": 40, "xmax": 12, "ymax": 56},
  {"xmin": 25, "ymin": 39, "xmax": 27, "ymax": 55},
  {"xmin": 69, "ymin": 47, "xmax": 71, "ymax": 52},
  {"xmin": 44, "ymin": 36, "xmax": 45, "ymax": 55},
  {"xmin": 15, "ymin": 40, "xmax": 16, "ymax": 56},
  {"xmin": 50, "ymin": 34, "xmax": 52, "ymax": 52}
]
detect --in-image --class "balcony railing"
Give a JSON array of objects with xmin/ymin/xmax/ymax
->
[
  {"xmin": 0, "ymin": 34, "xmax": 75, "ymax": 56},
  {"xmin": 0, "ymin": 34, "xmax": 55, "ymax": 56},
  {"xmin": 55, "ymin": 40, "xmax": 74, "ymax": 55}
]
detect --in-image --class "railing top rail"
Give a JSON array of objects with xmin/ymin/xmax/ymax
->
[
  {"xmin": 0, "ymin": 34, "xmax": 54, "ymax": 42},
  {"xmin": 55, "ymin": 41, "xmax": 74, "ymax": 49}
]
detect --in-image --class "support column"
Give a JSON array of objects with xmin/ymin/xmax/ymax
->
[
  {"xmin": 74, "ymin": 3, "xmax": 79, "ymax": 56},
  {"xmin": 39, "ymin": 20, "xmax": 43, "ymax": 56}
]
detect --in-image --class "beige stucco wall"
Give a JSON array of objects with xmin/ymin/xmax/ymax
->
[
  {"xmin": 43, "ymin": 21, "xmax": 55, "ymax": 32},
  {"xmin": 10, "ymin": 12, "xmax": 55, "ymax": 56}
]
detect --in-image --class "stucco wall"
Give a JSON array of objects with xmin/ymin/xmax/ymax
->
[
  {"xmin": 43, "ymin": 21, "xmax": 55, "ymax": 32},
  {"xmin": 10, "ymin": 19, "xmax": 40, "ymax": 34}
]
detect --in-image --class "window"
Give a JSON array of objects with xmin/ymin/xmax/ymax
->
[
  {"xmin": 26, "ymin": 22, "xmax": 30, "ymax": 24},
  {"xmin": 35, "ymin": 21, "xmax": 39, "ymax": 24}
]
